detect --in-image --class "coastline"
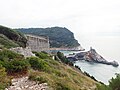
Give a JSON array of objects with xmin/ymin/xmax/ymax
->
[
  {"xmin": 66, "ymin": 47, "xmax": 119, "ymax": 67},
  {"xmin": 61, "ymin": 50, "xmax": 120, "ymax": 85}
]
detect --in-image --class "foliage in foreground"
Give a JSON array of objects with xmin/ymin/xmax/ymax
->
[
  {"xmin": 0, "ymin": 49, "xmax": 119, "ymax": 90},
  {"xmin": 0, "ymin": 64, "xmax": 11, "ymax": 90},
  {"xmin": 0, "ymin": 49, "xmax": 97, "ymax": 90},
  {"xmin": 97, "ymin": 74, "xmax": 120, "ymax": 90},
  {"xmin": 0, "ymin": 49, "xmax": 28, "ymax": 89},
  {"xmin": 27, "ymin": 57, "xmax": 50, "ymax": 72},
  {"xmin": 0, "ymin": 49, "xmax": 29, "ymax": 73},
  {"xmin": 28, "ymin": 52, "xmax": 97, "ymax": 90}
]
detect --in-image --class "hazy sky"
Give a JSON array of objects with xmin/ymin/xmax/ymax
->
[
  {"xmin": 0, "ymin": 0, "xmax": 120, "ymax": 44},
  {"xmin": 1, "ymin": 0, "xmax": 120, "ymax": 60}
]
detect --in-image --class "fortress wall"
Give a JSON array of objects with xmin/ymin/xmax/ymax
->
[{"xmin": 26, "ymin": 34, "xmax": 50, "ymax": 52}]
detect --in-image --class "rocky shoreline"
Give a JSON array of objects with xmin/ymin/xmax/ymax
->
[{"xmin": 67, "ymin": 47, "xmax": 119, "ymax": 67}]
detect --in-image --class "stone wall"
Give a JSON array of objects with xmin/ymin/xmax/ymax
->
[
  {"xmin": 26, "ymin": 34, "xmax": 50, "ymax": 52},
  {"xmin": 10, "ymin": 47, "xmax": 35, "ymax": 58}
]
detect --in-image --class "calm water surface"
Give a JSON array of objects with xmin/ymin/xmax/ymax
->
[{"xmin": 61, "ymin": 36, "xmax": 120, "ymax": 85}]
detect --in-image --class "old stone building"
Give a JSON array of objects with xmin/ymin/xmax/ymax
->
[{"xmin": 26, "ymin": 34, "xmax": 50, "ymax": 52}]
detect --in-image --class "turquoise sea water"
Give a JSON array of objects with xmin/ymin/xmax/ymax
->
[{"xmin": 61, "ymin": 36, "xmax": 120, "ymax": 85}]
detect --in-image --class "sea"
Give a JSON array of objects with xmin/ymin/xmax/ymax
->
[{"xmin": 61, "ymin": 36, "xmax": 120, "ymax": 85}]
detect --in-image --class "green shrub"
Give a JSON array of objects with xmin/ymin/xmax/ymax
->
[
  {"xmin": 33, "ymin": 52, "xmax": 49, "ymax": 59},
  {"xmin": 97, "ymin": 74, "xmax": 120, "ymax": 90},
  {"xmin": 27, "ymin": 57, "xmax": 50, "ymax": 71},
  {"xmin": 57, "ymin": 51, "xmax": 73, "ymax": 66},
  {"xmin": 5, "ymin": 60, "xmax": 29, "ymax": 73},
  {"xmin": 0, "ymin": 49, "xmax": 27, "ymax": 74},
  {"xmin": 0, "ymin": 49, "xmax": 24, "ymax": 61},
  {"xmin": 0, "ymin": 64, "xmax": 11, "ymax": 90},
  {"xmin": 96, "ymin": 84, "xmax": 112, "ymax": 90},
  {"xmin": 109, "ymin": 74, "xmax": 120, "ymax": 90}
]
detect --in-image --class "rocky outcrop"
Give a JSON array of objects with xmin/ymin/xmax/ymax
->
[
  {"xmin": 67, "ymin": 47, "xmax": 119, "ymax": 67},
  {"xmin": 5, "ymin": 77, "xmax": 49, "ymax": 90},
  {"xmin": 10, "ymin": 47, "xmax": 35, "ymax": 58}
]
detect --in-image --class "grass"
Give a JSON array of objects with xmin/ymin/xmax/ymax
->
[
  {"xmin": 0, "ymin": 65, "xmax": 11, "ymax": 90},
  {"xmin": 0, "ymin": 50, "xmax": 98, "ymax": 90},
  {"xmin": 28, "ymin": 53, "xmax": 98, "ymax": 90}
]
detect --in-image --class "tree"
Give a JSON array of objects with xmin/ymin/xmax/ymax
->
[
  {"xmin": 57, "ymin": 51, "xmax": 73, "ymax": 66},
  {"xmin": 109, "ymin": 74, "xmax": 120, "ymax": 90},
  {"xmin": 97, "ymin": 74, "xmax": 120, "ymax": 90}
]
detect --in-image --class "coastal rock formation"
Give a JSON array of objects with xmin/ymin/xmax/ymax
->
[
  {"xmin": 67, "ymin": 47, "xmax": 119, "ymax": 67},
  {"xmin": 5, "ymin": 77, "xmax": 49, "ymax": 90}
]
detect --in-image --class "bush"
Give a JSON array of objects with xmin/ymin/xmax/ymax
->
[
  {"xmin": 109, "ymin": 74, "xmax": 120, "ymax": 90},
  {"xmin": 0, "ymin": 49, "xmax": 27, "ymax": 74},
  {"xmin": 5, "ymin": 59, "xmax": 29, "ymax": 73},
  {"xmin": 0, "ymin": 64, "xmax": 11, "ymax": 90},
  {"xmin": 33, "ymin": 52, "xmax": 49, "ymax": 59},
  {"xmin": 0, "ymin": 49, "xmax": 24, "ymax": 61},
  {"xmin": 96, "ymin": 84, "xmax": 112, "ymax": 90},
  {"xmin": 97, "ymin": 74, "xmax": 120, "ymax": 90},
  {"xmin": 57, "ymin": 51, "xmax": 73, "ymax": 65},
  {"xmin": 27, "ymin": 57, "xmax": 50, "ymax": 71}
]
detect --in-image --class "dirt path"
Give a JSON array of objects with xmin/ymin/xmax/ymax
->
[{"xmin": 5, "ymin": 76, "xmax": 49, "ymax": 90}]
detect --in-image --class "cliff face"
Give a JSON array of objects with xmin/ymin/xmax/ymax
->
[{"xmin": 17, "ymin": 27, "xmax": 80, "ymax": 48}]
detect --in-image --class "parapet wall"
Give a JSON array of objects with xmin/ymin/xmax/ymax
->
[{"xmin": 26, "ymin": 34, "xmax": 50, "ymax": 52}]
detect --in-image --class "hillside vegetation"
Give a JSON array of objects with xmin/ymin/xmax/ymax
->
[
  {"xmin": 0, "ymin": 49, "xmax": 97, "ymax": 90},
  {"xmin": 17, "ymin": 27, "xmax": 80, "ymax": 48},
  {"xmin": 0, "ymin": 25, "xmax": 119, "ymax": 90},
  {"xmin": 0, "ymin": 25, "xmax": 27, "ymax": 48},
  {"xmin": 97, "ymin": 74, "xmax": 120, "ymax": 90}
]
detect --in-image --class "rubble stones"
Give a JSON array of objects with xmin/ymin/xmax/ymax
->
[{"xmin": 5, "ymin": 77, "xmax": 49, "ymax": 90}]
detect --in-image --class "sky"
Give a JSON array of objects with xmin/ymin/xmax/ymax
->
[
  {"xmin": 1, "ymin": 0, "xmax": 120, "ymax": 30},
  {"xmin": 0, "ymin": 0, "xmax": 120, "ymax": 51}
]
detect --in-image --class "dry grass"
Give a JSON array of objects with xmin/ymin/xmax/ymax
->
[{"xmin": 28, "ymin": 58, "xmax": 98, "ymax": 90}]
